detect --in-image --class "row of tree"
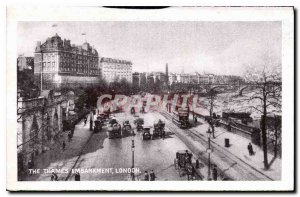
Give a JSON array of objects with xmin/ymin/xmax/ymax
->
[{"xmin": 201, "ymin": 65, "xmax": 282, "ymax": 170}]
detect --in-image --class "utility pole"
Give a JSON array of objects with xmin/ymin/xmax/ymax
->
[
  {"xmin": 40, "ymin": 52, "xmax": 43, "ymax": 91},
  {"xmin": 131, "ymin": 139, "xmax": 135, "ymax": 181},
  {"xmin": 206, "ymin": 128, "xmax": 212, "ymax": 180}
]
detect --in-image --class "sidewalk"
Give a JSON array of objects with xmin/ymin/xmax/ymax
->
[
  {"xmin": 24, "ymin": 116, "xmax": 93, "ymax": 181},
  {"xmin": 193, "ymin": 118, "xmax": 281, "ymax": 180}
]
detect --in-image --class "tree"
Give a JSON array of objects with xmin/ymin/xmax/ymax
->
[
  {"xmin": 239, "ymin": 64, "xmax": 281, "ymax": 169},
  {"xmin": 75, "ymin": 90, "xmax": 89, "ymax": 110},
  {"xmin": 96, "ymin": 77, "xmax": 108, "ymax": 94},
  {"xmin": 269, "ymin": 115, "xmax": 281, "ymax": 158},
  {"xmin": 199, "ymin": 85, "xmax": 220, "ymax": 139},
  {"xmin": 17, "ymin": 67, "xmax": 39, "ymax": 99},
  {"xmin": 119, "ymin": 78, "xmax": 132, "ymax": 95}
]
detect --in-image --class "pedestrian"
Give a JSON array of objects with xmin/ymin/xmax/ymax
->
[
  {"xmin": 28, "ymin": 160, "xmax": 34, "ymax": 176},
  {"xmin": 62, "ymin": 141, "xmax": 66, "ymax": 151},
  {"xmin": 84, "ymin": 116, "xmax": 87, "ymax": 125},
  {"xmin": 74, "ymin": 172, "xmax": 80, "ymax": 181},
  {"xmin": 89, "ymin": 115, "xmax": 93, "ymax": 131},
  {"xmin": 150, "ymin": 170, "xmax": 156, "ymax": 181},
  {"xmin": 142, "ymin": 106, "xmax": 145, "ymax": 113},
  {"xmin": 144, "ymin": 171, "xmax": 149, "ymax": 181},
  {"xmin": 247, "ymin": 142, "xmax": 254, "ymax": 156},
  {"xmin": 184, "ymin": 150, "xmax": 190, "ymax": 164},
  {"xmin": 191, "ymin": 167, "xmax": 196, "ymax": 181},
  {"xmin": 227, "ymin": 122, "xmax": 231, "ymax": 132},
  {"xmin": 187, "ymin": 166, "xmax": 193, "ymax": 181},
  {"xmin": 212, "ymin": 165, "xmax": 218, "ymax": 181},
  {"xmin": 174, "ymin": 158, "xmax": 179, "ymax": 170},
  {"xmin": 68, "ymin": 131, "xmax": 72, "ymax": 142},
  {"xmin": 51, "ymin": 172, "xmax": 58, "ymax": 181},
  {"xmin": 195, "ymin": 159, "xmax": 199, "ymax": 169}
]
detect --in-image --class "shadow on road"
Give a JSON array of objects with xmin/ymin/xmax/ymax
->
[{"xmin": 80, "ymin": 131, "xmax": 108, "ymax": 155}]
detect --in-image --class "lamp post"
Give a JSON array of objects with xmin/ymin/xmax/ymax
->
[
  {"xmin": 131, "ymin": 139, "xmax": 135, "ymax": 181},
  {"xmin": 206, "ymin": 128, "xmax": 212, "ymax": 181}
]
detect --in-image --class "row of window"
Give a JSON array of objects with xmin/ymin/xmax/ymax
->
[
  {"xmin": 60, "ymin": 67, "xmax": 99, "ymax": 74},
  {"xmin": 42, "ymin": 61, "xmax": 97, "ymax": 68},
  {"xmin": 60, "ymin": 62, "xmax": 97, "ymax": 68},
  {"xmin": 60, "ymin": 56, "xmax": 97, "ymax": 62},
  {"xmin": 44, "ymin": 55, "xmax": 56, "ymax": 61},
  {"xmin": 103, "ymin": 68, "xmax": 131, "ymax": 71},
  {"xmin": 103, "ymin": 71, "xmax": 131, "ymax": 74},
  {"xmin": 102, "ymin": 65, "xmax": 132, "ymax": 70},
  {"xmin": 43, "ymin": 52, "xmax": 97, "ymax": 61},
  {"xmin": 42, "ymin": 62, "xmax": 99, "ymax": 74},
  {"xmin": 104, "ymin": 74, "xmax": 131, "ymax": 78}
]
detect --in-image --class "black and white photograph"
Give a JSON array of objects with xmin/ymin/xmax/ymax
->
[{"xmin": 6, "ymin": 6, "xmax": 294, "ymax": 191}]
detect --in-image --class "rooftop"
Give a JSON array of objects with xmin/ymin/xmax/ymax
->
[{"xmin": 100, "ymin": 57, "xmax": 132, "ymax": 65}]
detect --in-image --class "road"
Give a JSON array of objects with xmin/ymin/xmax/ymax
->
[{"xmin": 67, "ymin": 112, "xmax": 199, "ymax": 181}]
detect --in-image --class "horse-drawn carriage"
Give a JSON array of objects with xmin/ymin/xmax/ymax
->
[
  {"xmin": 98, "ymin": 112, "xmax": 109, "ymax": 121},
  {"xmin": 107, "ymin": 118, "xmax": 122, "ymax": 139},
  {"xmin": 122, "ymin": 120, "xmax": 133, "ymax": 136},
  {"xmin": 130, "ymin": 107, "xmax": 136, "ymax": 115},
  {"xmin": 134, "ymin": 118, "xmax": 144, "ymax": 132},
  {"xmin": 174, "ymin": 150, "xmax": 194, "ymax": 178},
  {"xmin": 141, "ymin": 126, "xmax": 152, "ymax": 140},
  {"xmin": 153, "ymin": 119, "xmax": 165, "ymax": 139},
  {"xmin": 93, "ymin": 117, "xmax": 103, "ymax": 133}
]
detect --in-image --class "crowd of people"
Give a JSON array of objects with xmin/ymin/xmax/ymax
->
[{"xmin": 144, "ymin": 170, "xmax": 156, "ymax": 181}]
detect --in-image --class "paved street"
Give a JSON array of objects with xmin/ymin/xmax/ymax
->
[
  {"xmin": 67, "ymin": 112, "xmax": 202, "ymax": 181},
  {"xmin": 23, "ymin": 108, "xmax": 280, "ymax": 182}
]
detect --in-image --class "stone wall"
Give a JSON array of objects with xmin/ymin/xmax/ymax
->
[{"xmin": 17, "ymin": 90, "xmax": 75, "ymax": 177}]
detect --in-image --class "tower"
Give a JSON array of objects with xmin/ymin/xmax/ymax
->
[{"xmin": 165, "ymin": 63, "xmax": 169, "ymax": 86}]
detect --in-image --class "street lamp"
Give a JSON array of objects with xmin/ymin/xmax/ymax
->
[
  {"xmin": 131, "ymin": 139, "xmax": 135, "ymax": 181},
  {"xmin": 206, "ymin": 128, "xmax": 212, "ymax": 181}
]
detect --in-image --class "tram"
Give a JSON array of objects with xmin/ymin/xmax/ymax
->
[{"xmin": 172, "ymin": 108, "xmax": 190, "ymax": 129}]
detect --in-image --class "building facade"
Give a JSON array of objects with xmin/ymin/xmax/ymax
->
[
  {"xmin": 34, "ymin": 34, "xmax": 100, "ymax": 89},
  {"xmin": 168, "ymin": 73, "xmax": 177, "ymax": 85},
  {"xmin": 18, "ymin": 55, "xmax": 34, "ymax": 71},
  {"xmin": 100, "ymin": 57, "xmax": 132, "ymax": 83}
]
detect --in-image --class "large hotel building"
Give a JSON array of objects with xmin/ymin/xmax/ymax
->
[
  {"xmin": 100, "ymin": 57, "xmax": 132, "ymax": 83},
  {"xmin": 34, "ymin": 34, "xmax": 132, "ymax": 89},
  {"xmin": 34, "ymin": 34, "xmax": 100, "ymax": 89}
]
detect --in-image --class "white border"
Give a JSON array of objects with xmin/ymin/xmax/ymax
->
[{"xmin": 6, "ymin": 6, "xmax": 294, "ymax": 191}]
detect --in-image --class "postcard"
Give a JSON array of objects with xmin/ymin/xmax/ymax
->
[{"xmin": 6, "ymin": 6, "xmax": 294, "ymax": 191}]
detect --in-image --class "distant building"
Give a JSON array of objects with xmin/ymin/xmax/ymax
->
[
  {"xmin": 100, "ymin": 57, "xmax": 132, "ymax": 83},
  {"xmin": 178, "ymin": 73, "xmax": 190, "ymax": 84},
  {"xmin": 152, "ymin": 72, "xmax": 166, "ymax": 83},
  {"xmin": 17, "ymin": 55, "xmax": 34, "ymax": 71},
  {"xmin": 34, "ymin": 34, "xmax": 100, "ymax": 89},
  {"xmin": 132, "ymin": 72, "xmax": 140, "ymax": 88},
  {"xmin": 198, "ymin": 75, "xmax": 210, "ymax": 84}
]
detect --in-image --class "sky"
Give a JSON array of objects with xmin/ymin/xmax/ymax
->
[{"xmin": 17, "ymin": 21, "xmax": 281, "ymax": 75}]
